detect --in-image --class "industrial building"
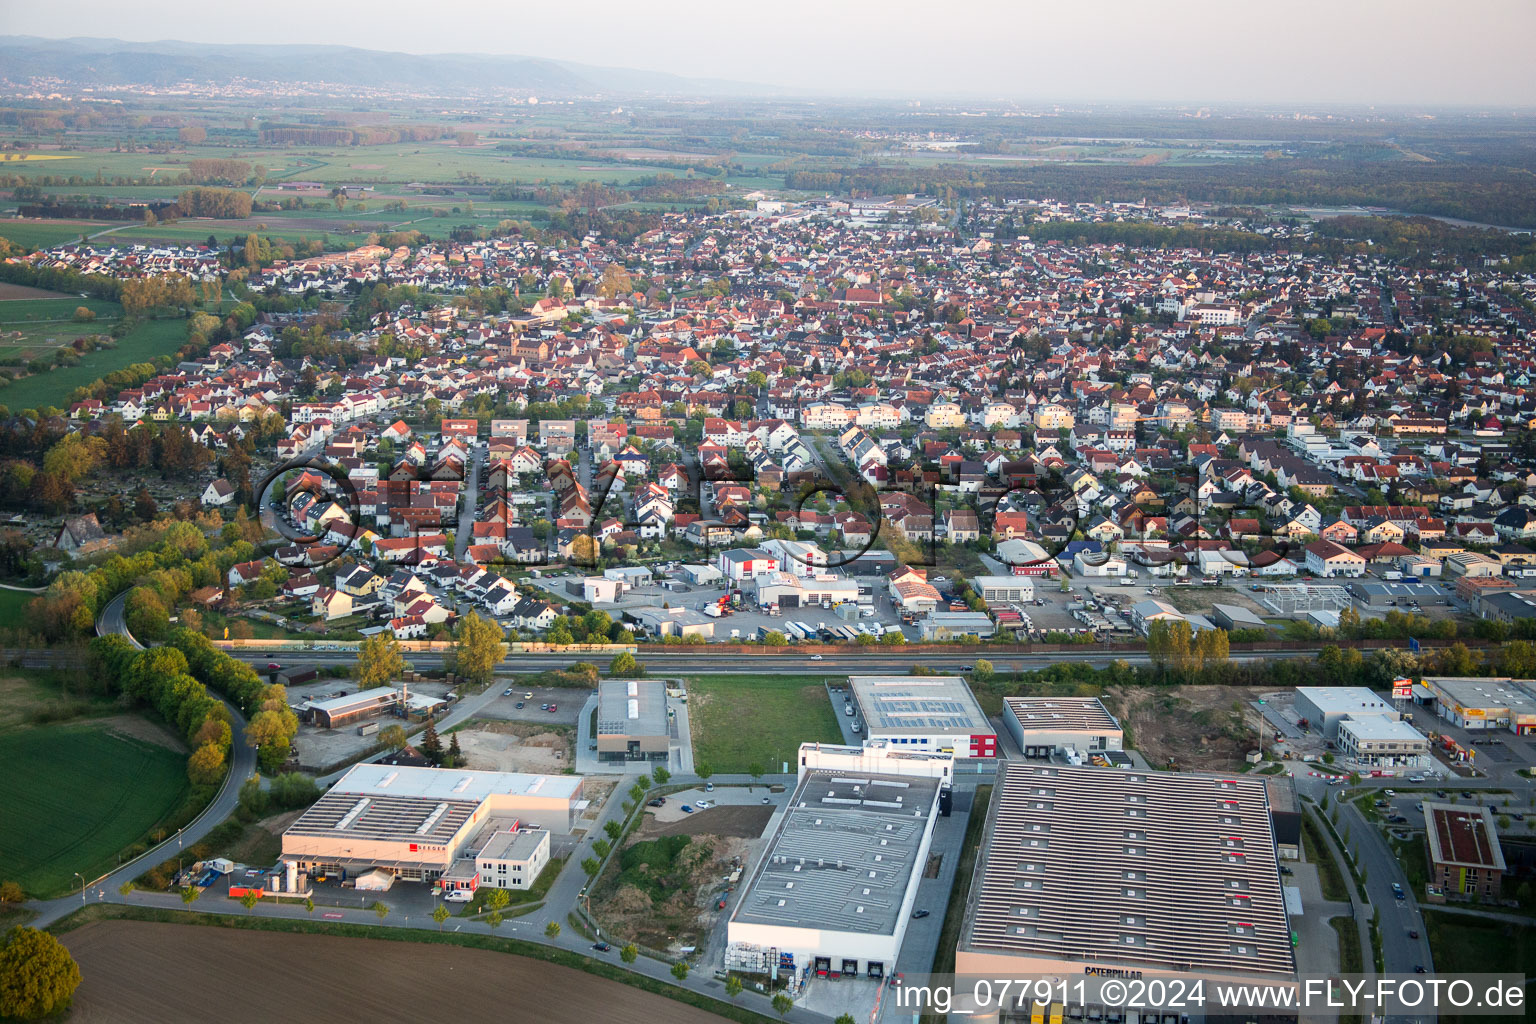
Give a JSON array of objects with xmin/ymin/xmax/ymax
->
[
  {"xmin": 752, "ymin": 571, "xmax": 860, "ymax": 610},
  {"xmin": 848, "ymin": 675, "xmax": 997, "ymax": 757},
  {"xmin": 1420, "ymin": 676, "xmax": 1536, "ymax": 734},
  {"xmin": 1002, "ymin": 696, "xmax": 1124, "ymax": 761},
  {"xmin": 280, "ymin": 764, "xmax": 584, "ymax": 886},
  {"xmin": 970, "ymin": 575, "xmax": 1036, "ymax": 605},
  {"xmin": 724, "ymin": 751, "xmax": 945, "ymax": 983},
  {"xmin": 595, "ymin": 679, "xmax": 669, "ymax": 763},
  {"xmin": 1334, "ymin": 715, "xmax": 1430, "ymax": 767},
  {"xmin": 796, "ymin": 740, "xmax": 956, "ymax": 783},
  {"xmin": 919, "ymin": 611, "xmax": 996, "ymax": 641},
  {"xmin": 1210, "ymin": 602, "xmax": 1270, "ymax": 632},
  {"xmin": 1293, "ymin": 686, "xmax": 1400, "ymax": 743},
  {"xmin": 1422, "ymin": 801, "xmax": 1506, "ymax": 898},
  {"xmin": 302, "ymin": 686, "xmax": 403, "ymax": 729},
  {"xmin": 955, "ymin": 763, "xmax": 1296, "ymax": 1003}
]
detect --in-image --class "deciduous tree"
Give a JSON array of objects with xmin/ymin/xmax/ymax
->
[{"xmin": 0, "ymin": 926, "xmax": 82, "ymax": 1021}]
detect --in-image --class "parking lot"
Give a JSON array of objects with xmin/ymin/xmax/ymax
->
[{"xmin": 477, "ymin": 686, "xmax": 587, "ymax": 727}]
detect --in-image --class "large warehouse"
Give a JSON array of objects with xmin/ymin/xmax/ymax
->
[
  {"xmin": 1002, "ymin": 696, "xmax": 1124, "ymax": 760},
  {"xmin": 595, "ymin": 679, "xmax": 670, "ymax": 763},
  {"xmin": 1420, "ymin": 676, "xmax": 1536, "ymax": 734},
  {"xmin": 1294, "ymin": 685, "xmax": 1400, "ymax": 743},
  {"xmin": 956, "ymin": 764, "xmax": 1296, "ymax": 1009},
  {"xmin": 848, "ymin": 675, "xmax": 996, "ymax": 758},
  {"xmin": 725, "ymin": 749, "xmax": 945, "ymax": 983},
  {"xmin": 280, "ymin": 764, "xmax": 584, "ymax": 884}
]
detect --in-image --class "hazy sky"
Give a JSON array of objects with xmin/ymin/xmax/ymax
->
[{"xmin": 6, "ymin": 0, "xmax": 1536, "ymax": 105}]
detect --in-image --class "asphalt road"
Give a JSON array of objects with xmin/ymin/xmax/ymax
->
[
  {"xmin": 26, "ymin": 594, "xmax": 259, "ymax": 929},
  {"xmin": 219, "ymin": 647, "xmax": 1335, "ymax": 676}
]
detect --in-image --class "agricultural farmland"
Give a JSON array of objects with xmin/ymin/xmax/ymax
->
[{"xmin": 0, "ymin": 720, "xmax": 190, "ymax": 897}]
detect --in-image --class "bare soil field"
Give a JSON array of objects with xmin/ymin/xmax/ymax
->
[
  {"xmin": 0, "ymin": 282, "xmax": 73, "ymax": 300},
  {"xmin": 454, "ymin": 721, "xmax": 571, "ymax": 774},
  {"xmin": 99, "ymin": 713, "xmax": 185, "ymax": 752},
  {"xmin": 1102, "ymin": 684, "xmax": 1265, "ymax": 771},
  {"xmin": 64, "ymin": 920, "xmax": 731, "ymax": 1024}
]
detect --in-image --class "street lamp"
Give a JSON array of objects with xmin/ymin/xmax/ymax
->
[{"xmin": 73, "ymin": 872, "xmax": 85, "ymax": 904}]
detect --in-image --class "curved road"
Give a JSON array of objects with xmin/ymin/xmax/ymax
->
[{"xmin": 24, "ymin": 593, "xmax": 258, "ymax": 928}]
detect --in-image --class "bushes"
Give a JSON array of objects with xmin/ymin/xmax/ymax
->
[{"xmin": 238, "ymin": 773, "xmax": 318, "ymax": 819}]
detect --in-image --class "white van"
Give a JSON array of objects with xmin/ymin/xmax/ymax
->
[{"xmin": 443, "ymin": 889, "xmax": 474, "ymax": 903}]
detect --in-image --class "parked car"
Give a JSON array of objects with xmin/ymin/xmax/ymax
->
[
  {"xmin": 524, "ymin": 692, "xmax": 533, "ymax": 699},
  {"xmin": 548, "ymin": 703, "xmax": 557, "ymax": 712},
  {"xmin": 541, "ymin": 703, "xmax": 550, "ymax": 711},
  {"xmin": 680, "ymin": 805, "xmax": 694, "ymax": 814},
  {"xmin": 911, "ymin": 909, "xmax": 930, "ymax": 919},
  {"xmin": 515, "ymin": 702, "xmax": 524, "ymax": 709},
  {"xmin": 705, "ymin": 782, "xmax": 715, "ymax": 792},
  {"xmin": 647, "ymin": 798, "xmax": 666, "ymax": 807},
  {"xmin": 503, "ymin": 688, "xmax": 513, "ymax": 696}
]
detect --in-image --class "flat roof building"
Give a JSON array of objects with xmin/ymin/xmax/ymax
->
[
  {"xmin": 970, "ymin": 575, "xmax": 1036, "ymax": 606},
  {"xmin": 725, "ymin": 766, "xmax": 943, "ymax": 982},
  {"xmin": 1002, "ymin": 696, "xmax": 1124, "ymax": 761},
  {"xmin": 1335, "ymin": 715, "xmax": 1430, "ymax": 767},
  {"xmin": 956, "ymin": 763, "xmax": 1296, "ymax": 1000},
  {"xmin": 476, "ymin": 828, "xmax": 551, "ymax": 890},
  {"xmin": 1422, "ymin": 801, "xmax": 1506, "ymax": 898},
  {"xmin": 1294, "ymin": 686, "xmax": 1399, "ymax": 743},
  {"xmin": 848, "ymin": 675, "xmax": 996, "ymax": 758},
  {"xmin": 281, "ymin": 764, "xmax": 584, "ymax": 885},
  {"xmin": 1420, "ymin": 676, "xmax": 1536, "ymax": 734},
  {"xmin": 596, "ymin": 679, "xmax": 669, "ymax": 763}
]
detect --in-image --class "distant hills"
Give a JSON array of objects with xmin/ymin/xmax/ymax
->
[{"xmin": 0, "ymin": 36, "xmax": 773, "ymax": 98}]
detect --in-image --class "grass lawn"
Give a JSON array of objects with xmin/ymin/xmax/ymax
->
[
  {"xmin": 1302, "ymin": 811, "xmax": 1350, "ymax": 903},
  {"xmin": 0, "ymin": 722, "xmax": 190, "ymax": 897},
  {"xmin": 686, "ymin": 674, "xmax": 843, "ymax": 775},
  {"xmin": 1422, "ymin": 909, "xmax": 1536, "ymax": 976},
  {"xmin": 1, "ymin": 315, "xmax": 186, "ymax": 412},
  {"xmin": 0, "ymin": 587, "xmax": 37, "ymax": 622}
]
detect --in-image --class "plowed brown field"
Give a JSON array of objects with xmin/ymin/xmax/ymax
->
[{"xmin": 64, "ymin": 920, "xmax": 729, "ymax": 1023}]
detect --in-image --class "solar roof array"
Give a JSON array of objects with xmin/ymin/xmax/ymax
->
[{"xmin": 849, "ymin": 676, "xmax": 990, "ymax": 734}]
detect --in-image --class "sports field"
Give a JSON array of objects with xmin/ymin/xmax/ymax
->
[
  {"xmin": 0, "ymin": 723, "xmax": 189, "ymax": 897},
  {"xmin": 687, "ymin": 674, "xmax": 843, "ymax": 774}
]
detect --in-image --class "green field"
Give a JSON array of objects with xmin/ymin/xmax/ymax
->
[
  {"xmin": 0, "ymin": 722, "xmax": 190, "ymax": 897},
  {"xmin": 0, "ymin": 315, "xmax": 186, "ymax": 412},
  {"xmin": 1422, "ymin": 909, "xmax": 1536, "ymax": 977},
  {"xmin": 0, "ymin": 219, "xmax": 107, "ymax": 249},
  {"xmin": 0, "ymin": 588, "xmax": 38, "ymax": 621},
  {"xmin": 0, "ymin": 295, "xmax": 123, "ymax": 362},
  {"xmin": 686, "ymin": 674, "xmax": 843, "ymax": 774}
]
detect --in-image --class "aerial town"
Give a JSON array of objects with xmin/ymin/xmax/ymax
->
[{"xmin": 1, "ymin": 13, "xmax": 1534, "ymax": 1024}]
